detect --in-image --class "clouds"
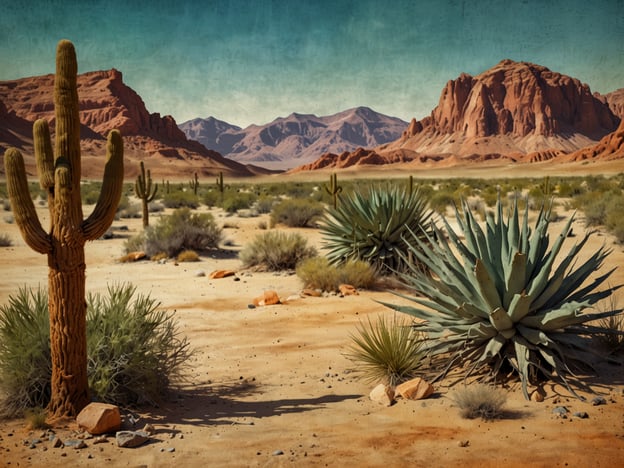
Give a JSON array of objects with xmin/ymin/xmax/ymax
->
[{"xmin": 1, "ymin": 0, "xmax": 622, "ymax": 127}]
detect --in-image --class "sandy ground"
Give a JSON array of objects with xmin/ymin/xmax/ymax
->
[{"xmin": 1, "ymin": 185, "xmax": 624, "ymax": 467}]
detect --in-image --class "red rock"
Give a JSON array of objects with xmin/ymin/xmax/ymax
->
[
  {"xmin": 253, "ymin": 290, "xmax": 281, "ymax": 306},
  {"xmin": 209, "ymin": 269, "xmax": 236, "ymax": 279},
  {"xmin": 338, "ymin": 284, "xmax": 358, "ymax": 296},
  {"xmin": 76, "ymin": 402, "xmax": 121, "ymax": 435},
  {"xmin": 395, "ymin": 377, "xmax": 434, "ymax": 400}
]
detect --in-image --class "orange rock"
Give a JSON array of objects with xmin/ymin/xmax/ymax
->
[
  {"xmin": 339, "ymin": 284, "xmax": 358, "ymax": 296},
  {"xmin": 395, "ymin": 377, "xmax": 434, "ymax": 400},
  {"xmin": 209, "ymin": 269, "xmax": 236, "ymax": 279},
  {"xmin": 253, "ymin": 290, "xmax": 281, "ymax": 306},
  {"xmin": 76, "ymin": 402, "xmax": 121, "ymax": 435},
  {"xmin": 301, "ymin": 288, "xmax": 322, "ymax": 297}
]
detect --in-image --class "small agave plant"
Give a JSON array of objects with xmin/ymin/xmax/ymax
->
[
  {"xmin": 321, "ymin": 184, "xmax": 435, "ymax": 274},
  {"xmin": 381, "ymin": 197, "xmax": 622, "ymax": 399}
]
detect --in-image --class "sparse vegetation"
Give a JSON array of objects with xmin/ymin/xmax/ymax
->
[
  {"xmin": 177, "ymin": 249, "xmax": 200, "ymax": 262},
  {"xmin": 451, "ymin": 384, "xmax": 507, "ymax": 420},
  {"xmin": 239, "ymin": 230, "xmax": 317, "ymax": 271},
  {"xmin": 296, "ymin": 257, "xmax": 376, "ymax": 292},
  {"xmin": 270, "ymin": 198, "xmax": 325, "ymax": 228},
  {"xmin": 344, "ymin": 313, "xmax": 424, "ymax": 386}
]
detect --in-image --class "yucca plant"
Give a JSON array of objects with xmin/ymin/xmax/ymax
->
[
  {"xmin": 321, "ymin": 184, "xmax": 435, "ymax": 274},
  {"xmin": 344, "ymin": 313, "xmax": 424, "ymax": 387},
  {"xmin": 381, "ymin": 197, "xmax": 622, "ymax": 399}
]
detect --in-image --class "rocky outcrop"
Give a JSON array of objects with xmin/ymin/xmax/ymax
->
[
  {"xmin": 180, "ymin": 107, "xmax": 408, "ymax": 170},
  {"xmin": 563, "ymin": 118, "xmax": 624, "ymax": 161},
  {"xmin": 0, "ymin": 69, "xmax": 256, "ymax": 177},
  {"xmin": 602, "ymin": 88, "xmax": 624, "ymax": 119},
  {"xmin": 291, "ymin": 147, "xmax": 415, "ymax": 171}
]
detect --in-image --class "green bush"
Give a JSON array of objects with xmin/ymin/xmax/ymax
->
[
  {"xmin": 0, "ymin": 284, "xmax": 191, "ymax": 416},
  {"xmin": 382, "ymin": 196, "xmax": 621, "ymax": 399},
  {"xmin": 270, "ymin": 198, "xmax": 325, "ymax": 228},
  {"xmin": 321, "ymin": 184, "xmax": 435, "ymax": 274},
  {"xmin": 222, "ymin": 191, "xmax": 257, "ymax": 213},
  {"xmin": 139, "ymin": 208, "xmax": 222, "ymax": 258},
  {"xmin": 296, "ymin": 257, "xmax": 376, "ymax": 292},
  {"xmin": 344, "ymin": 313, "xmax": 424, "ymax": 386},
  {"xmin": 162, "ymin": 190, "xmax": 200, "ymax": 209},
  {"xmin": 239, "ymin": 230, "xmax": 317, "ymax": 271}
]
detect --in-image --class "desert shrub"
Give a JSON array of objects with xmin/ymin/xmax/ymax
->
[
  {"xmin": 254, "ymin": 195, "xmax": 277, "ymax": 214},
  {"xmin": 604, "ymin": 194, "xmax": 624, "ymax": 243},
  {"xmin": 0, "ymin": 284, "xmax": 192, "ymax": 414},
  {"xmin": 344, "ymin": 313, "xmax": 424, "ymax": 386},
  {"xmin": 24, "ymin": 406, "xmax": 49, "ymax": 429},
  {"xmin": 117, "ymin": 202, "xmax": 142, "ymax": 219},
  {"xmin": 270, "ymin": 198, "xmax": 325, "ymax": 228},
  {"xmin": 0, "ymin": 233, "xmax": 12, "ymax": 247},
  {"xmin": 382, "ymin": 196, "xmax": 621, "ymax": 399},
  {"xmin": 297, "ymin": 257, "xmax": 376, "ymax": 292},
  {"xmin": 428, "ymin": 191, "xmax": 455, "ymax": 214},
  {"xmin": 557, "ymin": 179, "xmax": 585, "ymax": 198},
  {"xmin": 451, "ymin": 384, "xmax": 507, "ymax": 420},
  {"xmin": 162, "ymin": 190, "xmax": 200, "ymax": 209},
  {"xmin": 142, "ymin": 208, "xmax": 222, "ymax": 258},
  {"xmin": 202, "ymin": 189, "xmax": 222, "ymax": 208},
  {"xmin": 593, "ymin": 297, "xmax": 624, "ymax": 355},
  {"xmin": 176, "ymin": 249, "xmax": 199, "ymax": 262},
  {"xmin": 239, "ymin": 230, "xmax": 317, "ymax": 271},
  {"xmin": 222, "ymin": 191, "xmax": 257, "ymax": 214},
  {"xmin": 123, "ymin": 232, "xmax": 146, "ymax": 254},
  {"xmin": 115, "ymin": 193, "xmax": 130, "ymax": 214},
  {"xmin": 81, "ymin": 182, "xmax": 103, "ymax": 205},
  {"xmin": 0, "ymin": 287, "xmax": 52, "ymax": 417},
  {"xmin": 321, "ymin": 184, "xmax": 435, "ymax": 274},
  {"xmin": 86, "ymin": 283, "xmax": 191, "ymax": 405},
  {"xmin": 296, "ymin": 257, "xmax": 340, "ymax": 292}
]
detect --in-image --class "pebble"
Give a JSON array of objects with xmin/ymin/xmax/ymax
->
[
  {"xmin": 552, "ymin": 406, "xmax": 569, "ymax": 418},
  {"xmin": 573, "ymin": 411, "xmax": 589, "ymax": 419},
  {"xmin": 272, "ymin": 449, "xmax": 284, "ymax": 456},
  {"xmin": 591, "ymin": 396, "xmax": 607, "ymax": 406}
]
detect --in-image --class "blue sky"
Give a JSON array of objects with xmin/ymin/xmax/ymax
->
[{"xmin": 1, "ymin": 0, "xmax": 622, "ymax": 128}]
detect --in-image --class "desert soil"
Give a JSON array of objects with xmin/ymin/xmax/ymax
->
[{"xmin": 1, "ymin": 170, "xmax": 624, "ymax": 467}]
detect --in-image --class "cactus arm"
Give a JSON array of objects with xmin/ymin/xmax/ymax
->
[
  {"xmin": 4, "ymin": 148, "xmax": 52, "ymax": 254},
  {"xmin": 82, "ymin": 129, "xmax": 124, "ymax": 240},
  {"xmin": 34, "ymin": 119, "xmax": 55, "ymax": 191}
]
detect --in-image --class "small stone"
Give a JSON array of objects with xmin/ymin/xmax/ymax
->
[
  {"xmin": 247, "ymin": 304, "xmax": 256, "ymax": 309},
  {"xmin": 195, "ymin": 270, "xmax": 206, "ymax": 277},
  {"xmin": 530, "ymin": 389, "xmax": 545, "ymax": 402},
  {"xmin": 209, "ymin": 269, "xmax": 236, "ymax": 279},
  {"xmin": 92, "ymin": 435, "xmax": 107, "ymax": 444},
  {"xmin": 167, "ymin": 447, "xmax": 175, "ymax": 452},
  {"xmin": 301, "ymin": 288, "xmax": 322, "ymax": 297},
  {"xmin": 64, "ymin": 439, "xmax": 88, "ymax": 449},
  {"xmin": 272, "ymin": 450, "xmax": 284, "ymax": 456},
  {"xmin": 458, "ymin": 440, "xmax": 470, "ymax": 447},
  {"xmin": 573, "ymin": 411, "xmax": 589, "ymax": 419},
  {"xmin": 395, "ymin": 377, "xmax": 434, "ymax": 400},
  {"xmin": 338, "ymin": 284, "xmax": 358, "ymax": 296},
  {"xmin": 116, "ymin": 430, "xmax": 150, "ymax": 448},
  {"xmin": 591, "ymin": 396, "xmax": 607, "ymax": 406},
  {"xmin": 142, "ymin": 424, "xmax": 156, "ymax": 435},
  {"xmin": 252, "ymin": 290, "xmax": 280, "ymax": 306},
  {"xmin": 52, "ymin": 437, "xmax": 64, "ymax": 448},
  {"xmin": 369, "ymin": 383, "xmax": 395, "ymax": 406},
  {"xmin": 552, "ymin": 406, "xmax": 569, "ymax": 418}
]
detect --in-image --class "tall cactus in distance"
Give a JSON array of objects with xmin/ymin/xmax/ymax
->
[
  {"xmin": 216, "ymin": 171, "xmax": 224, "ymax": 203},
  {"xmin": 135, "ymin": 161, "xmax": 157, "ymax": 227},
  {"xmin": 3, "ymin": 40, "xmax": 124, "ymax": 418},
  {"xmin": 189, "ymin": 171, "xmax": 199, "ymax": 195},
  {"xmin": 324, "ymin": 172, "xmax": 342, "ymax": 209}
]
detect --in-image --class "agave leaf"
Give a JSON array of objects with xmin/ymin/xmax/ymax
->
[
  {"xmin": 489, "ymin": 307, "xmax": 514, "ymax": 332},
  {"xmin": 479, "ymin": 334, "xmax": 506, "ymax": 361},
  {"xmin": 504, "ymin": 252, "xmax": 527, "ymax": 308},
  {"xmin": 520, "ymin": 302, "xmax": 586, "ymax": 330},
  {"xmin": 475, "ymin": 259, "xmax": 502, "ymax": 311},
  {"xmin": 507, "ymin": 293, "xmax": 532, "ymax": 322},
  {"xmin": 513, "ymin": 338, "xmax": 531, "ymax": 399}
]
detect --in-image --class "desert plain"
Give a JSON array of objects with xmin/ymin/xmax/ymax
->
[{"xmin": 1, "ymin": 163, "xmax": 624, "ymax": 467}]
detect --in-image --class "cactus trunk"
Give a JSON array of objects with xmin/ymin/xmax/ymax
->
[{"xmin": 3, "ymin": 40, "xmax": 124, "ymax": 418}]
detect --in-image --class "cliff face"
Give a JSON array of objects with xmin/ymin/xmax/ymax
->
[{"xmin": 0, "ymin": 69, "xmax": 254, "ymax": 177}]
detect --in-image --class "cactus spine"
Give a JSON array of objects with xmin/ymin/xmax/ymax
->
[
  {"xmin": 189, "ymin": 172, "xmax": 199, "ymax": 195},
  {"xmin": 3, "ymin": 40, "xmax": 124, "ymax": 417},
  {"xmin": 324, "ymin": 172, "xmax": 342, "ymax": 209},
  {"xmin": 135, "ymin": 161, "xmax": 157, "ymax": 227}
]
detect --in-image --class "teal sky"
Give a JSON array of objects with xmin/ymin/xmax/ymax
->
[{"xmin": 1, "ymin": 0, "xmax": 622, "ymax": 127}]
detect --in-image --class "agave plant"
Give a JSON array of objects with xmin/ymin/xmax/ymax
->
[
  {"xmin": 321, "ymin": 183, "xmax": 435, "ymax": 274},
  {"xmin": 381, "ymin": 197, "xmax": 622, "ymax": 399}
]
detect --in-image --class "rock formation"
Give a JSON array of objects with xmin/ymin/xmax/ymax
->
[{"xmin": 0, "ymin": 69, "xmax": 255, "ymax": 177}]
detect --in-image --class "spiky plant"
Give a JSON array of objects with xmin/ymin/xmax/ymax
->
[
  {"xmin": 344, "ymin": 313, "xmax": 424, "ymax": 387},
  {"xmin": 321, "ymin": 184, "xmax": 435, "ymax": 274},
  {"xmin": 381, "ymin": 197, "xmax": 622, "ymax": 399}
]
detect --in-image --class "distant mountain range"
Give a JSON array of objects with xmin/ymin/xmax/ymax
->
[
  {"xmin": 295, "ymin": 59, "xmax": 624, "ymax": 171},
  {"xmin": 179, "ymin": 107, "xmax": 408, "ymax": 170},
  {"xmin": 1, "ymin": 59, "xmax": 623, "ymax": 177}
]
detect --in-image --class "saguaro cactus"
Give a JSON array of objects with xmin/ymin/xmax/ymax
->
[
  {"xmin": 3, "ymin": 40, "xmax": 124, "ymax": 418},
  {"xmin": 189, "ymin": 171, "xmax": 199, "ymax": 195},
  {"xmin": 216, "ymin": 171, "xmax": 225, "ymax": 202},
  {"xmin": 324, "ymin": 172, "xmax": 342, "ymax": 209},
  {"xmin": 135, "ymin": 161, "xmax": 157, "ymax": 227}
]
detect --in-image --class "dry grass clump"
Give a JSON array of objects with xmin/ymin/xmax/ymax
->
[
  {"xmin": 451, "ymin": 384, "xmax": 507, "ymax": 420},
  {"xmin": 177, "ymin": 249, "xmax": 200, "ymax": 262},
  {"xmin": 344, "ymin": 313, "xmax": 424, "ymax": 387},
  {"xmin": 297, "ymin": 257, "xmax": 376, "ymax": 292},
  {"xmin": 239, "ymin": 230, "xmax": 317, "ymax": 271}
]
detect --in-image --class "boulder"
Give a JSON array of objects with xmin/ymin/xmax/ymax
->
[
  {"xmin": 395, "ymin": 377, "xmax": 434, "ymax": 400},
  {"xmin": 116, "ymin": 430, "xmax": 151, "ymax": 448},
  {"xmin": 369, "ymin": 383, "xmax": 395, "ymax": 406},
  {"xmin": 76, "ymin": 402, "xmax": 121, "ymax": 435}
]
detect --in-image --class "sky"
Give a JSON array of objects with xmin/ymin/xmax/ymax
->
[{"xmin": 0, "ymin": 0, "xmax": 623, "ymax": 128}]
